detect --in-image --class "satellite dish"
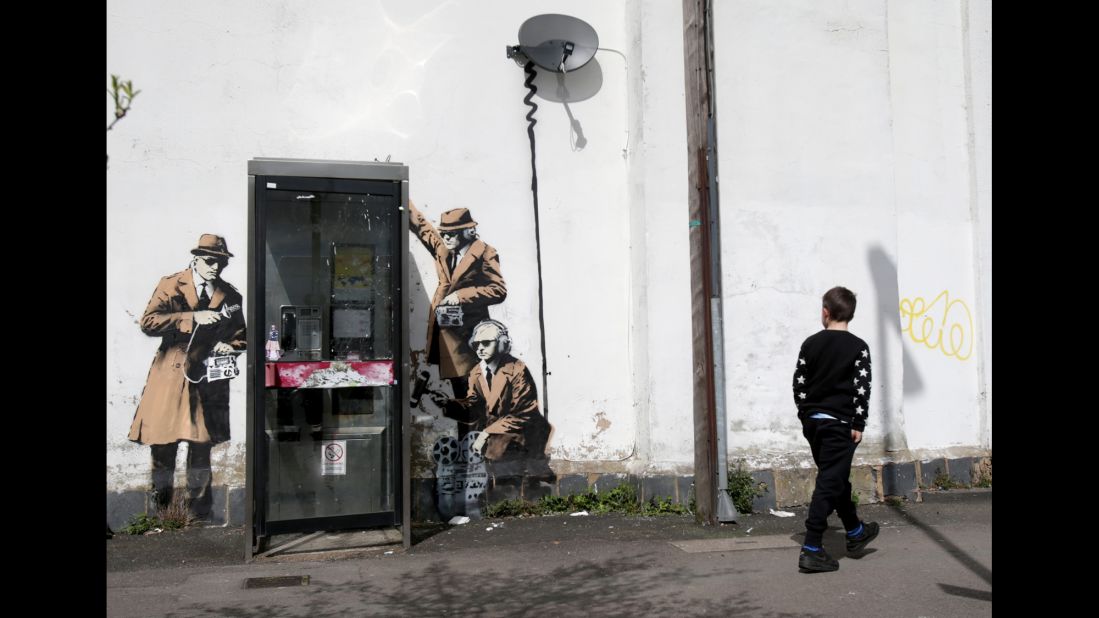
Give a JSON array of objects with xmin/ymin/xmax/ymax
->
[{"xmin": 511, "ymin": 14, "xmax": 598, "ymax": 73}]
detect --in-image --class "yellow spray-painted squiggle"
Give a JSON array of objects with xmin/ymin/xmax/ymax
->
[{"xmin": 899, "ymin": 290, "xmax": 974, "ymax": 361}]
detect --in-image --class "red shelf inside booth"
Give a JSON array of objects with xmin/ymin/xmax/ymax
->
[{"xmin": 264, "ymin": 360, "xmax": 395, "ymax": 388}]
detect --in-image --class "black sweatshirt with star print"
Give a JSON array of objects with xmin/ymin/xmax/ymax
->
[{"xmin": 792, "ymin": 330, "xmax": 872, "ymax": 431}]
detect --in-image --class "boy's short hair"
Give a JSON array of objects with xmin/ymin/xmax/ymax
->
[{"xmin": 822, "ymin": 286, "xmax": 857, "ymax": 323}]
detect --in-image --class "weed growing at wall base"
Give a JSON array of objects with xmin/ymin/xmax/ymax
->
[
  {"xmin": 727, "ymin": 460, "xmax": 769, "ymax": 514},
  {"xmin": 481, "ymin": 482, "xmax": 690, "ymax": 519},
  {"xmin": 932, "ymin": 468, "xmax": 964, "ymax": 491},
  {"xmin": 121, "ymin": 512, "xmax": 162, "ymax": 535},
  {"xmin": 484, "ymin": 499, "xmax": 541, "ymax": 518},
  {"xmin": 646, "ymin": 496, "xmax": 687, "ymax": 514},
  {"xmin": 121, "ymin": 493, "xmax": 198, "ymax": 534},
  {"xmin": 157, "ymin": 493, "xmax": 199, "ymax": 530}
]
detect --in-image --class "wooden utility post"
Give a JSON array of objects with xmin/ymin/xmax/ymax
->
[{"xmin": 682, "ymin": 0, "xmax": 718, "ymax": 525}]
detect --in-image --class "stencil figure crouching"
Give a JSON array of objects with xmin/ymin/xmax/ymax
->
[{"xmin": 431, "ymin": 319, "xmax": 554, "ymax": 504}]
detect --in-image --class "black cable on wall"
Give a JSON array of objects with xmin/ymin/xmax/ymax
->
[{"xmin": 522, "ymin": 60, "xmax": 551, "ymax": 421}]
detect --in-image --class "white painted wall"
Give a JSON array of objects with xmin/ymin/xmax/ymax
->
[
  {"xmin": 965, "ymin": 0, "xmax": 992, "ymax": 450},
  {"xmin": 888, "ymin": 0, "xmax": 984, "ymax": 451},
  {"xmin": 106, "ymin": 0, "xmax": 697, "ymax": 503},
  {"xmin": 711, "ymin": 0, "xmax": 991, "ymax": 464},
  {"xmin": 623, "ymin": 0, "xmax": 694, "ymax": 473},
  {"xmin": 106, "ymin": 0, "xmax": 989, "ymax": 506}
]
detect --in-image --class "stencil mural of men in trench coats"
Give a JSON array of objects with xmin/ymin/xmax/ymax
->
[
  {"xmin": 432, "ymin": 319, "xmax": 553, "ymax": 501},
  {"xmin": 128, "ymin": 234, "xmax": 247, "ymax": 519},
  {"xmin": 409, "ymin": 199, "xmax": 507, "ymax": 406}
]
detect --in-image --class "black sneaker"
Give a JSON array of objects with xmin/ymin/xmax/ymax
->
[
  {"xmin": 846, "ymin": 521, "xmax": 879, "ymax": 554},
  {"xmin": 799, "ymin": 547, "xmax": 839, "ymax": 573}
]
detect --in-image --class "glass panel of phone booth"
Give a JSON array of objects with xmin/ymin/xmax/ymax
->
[{"xmin": 262, "ymin": 189, "xmax": 398, "ymax": 523}]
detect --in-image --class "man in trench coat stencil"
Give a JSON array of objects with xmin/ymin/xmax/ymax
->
[
  {"xmin": 432, "ymin": 319, "xmax": 554, "ymax": 502},
  {"xmin": 408, "ymin": 199, "xmax": 507, "ymax": 429},
  {"xmin": 128, "ymin": 234, "xmax": 247, "ymax": 519}
]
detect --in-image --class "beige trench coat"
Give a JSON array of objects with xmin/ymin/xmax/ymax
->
[
  {"xmin": 446, "ymin": 356, "xmax": 550, "ymax": 461},
  {"xmin": 409, "ymin": 202, "xmax": 506, "ymax": 378},
  {"xmin": 128, "ymin": 268, "xmax": 247, "ymax": 445}
]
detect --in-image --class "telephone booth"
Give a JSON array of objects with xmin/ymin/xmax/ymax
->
[{"xmin": 245, "ymin": 158, "xmax": 409, "ymax": 559}]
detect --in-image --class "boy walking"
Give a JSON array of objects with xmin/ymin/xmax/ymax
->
[{"xmin": 793, "ymin": 286, "xmax": 879, "ymax": 572}]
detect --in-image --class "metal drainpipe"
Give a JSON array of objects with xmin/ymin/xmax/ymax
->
[
  {"xmin": 703, "ymin": 0, "xmax": 737, "ymax": 523},
  {"xmin": 708, "ymin": 117, "xmax": 736, "ymax": 523}
]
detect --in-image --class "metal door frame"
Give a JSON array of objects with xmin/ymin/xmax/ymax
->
[{"xmin": 246, "ymin": 158, "xmax": 410, "ymax": 560}]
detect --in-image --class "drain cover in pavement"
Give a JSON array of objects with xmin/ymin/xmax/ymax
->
[{"xmin": 244, "ymin": 575, "xmax": 310, "ymax": 589}]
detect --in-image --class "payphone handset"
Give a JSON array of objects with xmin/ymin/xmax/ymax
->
[
  {"xmin": 280, "ymin": 306, "xmax": 297, "ymax": 351},
  {"xmin": 280, "ymin": 305, "xmax": 323, "ymax": 359}
]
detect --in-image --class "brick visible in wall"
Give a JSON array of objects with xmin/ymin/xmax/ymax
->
[
  {"xmin": 972, "ymin": 457, "xmax": 992, "ymax": 485},
  {"xmin": 850, "ymin": 466, "xmax": 878, "ymax": 504},
  {"xmin": 749, "ymin": 470, "xmax": 777, "ymax": 513},
  {"xmin": 773, "ymin": 468, "xmax": 817, "ymax": 508},
  {"xmin": 881, "ymin": 462, "xmax": 918, "ymax": 497}
]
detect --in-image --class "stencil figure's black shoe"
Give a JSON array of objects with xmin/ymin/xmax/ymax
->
[
  {"xmin": 798, "ymin": 547, "xmax": 839, "ymax": 573},
  {"xmin": 846, "ymin": 521, "xmax": 880, "ymax": 554}
]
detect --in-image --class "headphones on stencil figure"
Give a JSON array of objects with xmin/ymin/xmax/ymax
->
[{"xmin": 468, "ymin": 319, "xmax": 512, "ymax": 355}]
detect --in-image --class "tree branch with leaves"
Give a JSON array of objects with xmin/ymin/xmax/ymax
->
[
  {"xmin": 108, "ymin": 74, "xmax": 140, "ymax": 168},
  {"xmin": 107, "ymin": 74, "xmax": 140, "ymax": 132}
]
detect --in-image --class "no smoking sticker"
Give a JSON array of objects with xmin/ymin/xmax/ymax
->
[{"xmin": 322, "ymin": 440, "xmax": 347, "ymax": 475}]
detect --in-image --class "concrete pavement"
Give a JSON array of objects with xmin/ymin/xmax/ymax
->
[{"xmin": 107, "ymin": 489, "xmax": 991, "ymax": 617}]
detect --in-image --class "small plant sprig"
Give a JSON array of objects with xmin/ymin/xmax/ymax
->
[
  {"xmin": 157, "ymin": 492, "xmax": 198, "ymax": 530},
  {"xmin": 121, "ymin": 512, "xmax": 162, "ymax": 535},
  {"xmin": 726, "ymin": 460, "xmax": 769, "ymax": 514},
  {"xmin": 932, "ymin": 468, "xmax": 964, "ymax": 491},
  {"xmin": 120, "ymin": 491, "xmax": 197, "ymax": 534},
  {"xmin": 107, "ymin": 74, "xmax": 141, "ymax": 132}
]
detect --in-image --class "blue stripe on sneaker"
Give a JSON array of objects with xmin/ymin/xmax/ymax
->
[
  {"xmin": 847, "ymin": 523, "xmax": 863, "ymax": 537},
  {"xmin": 802, "ymin": 545, "xmax": 821, "ymax": 552}
]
